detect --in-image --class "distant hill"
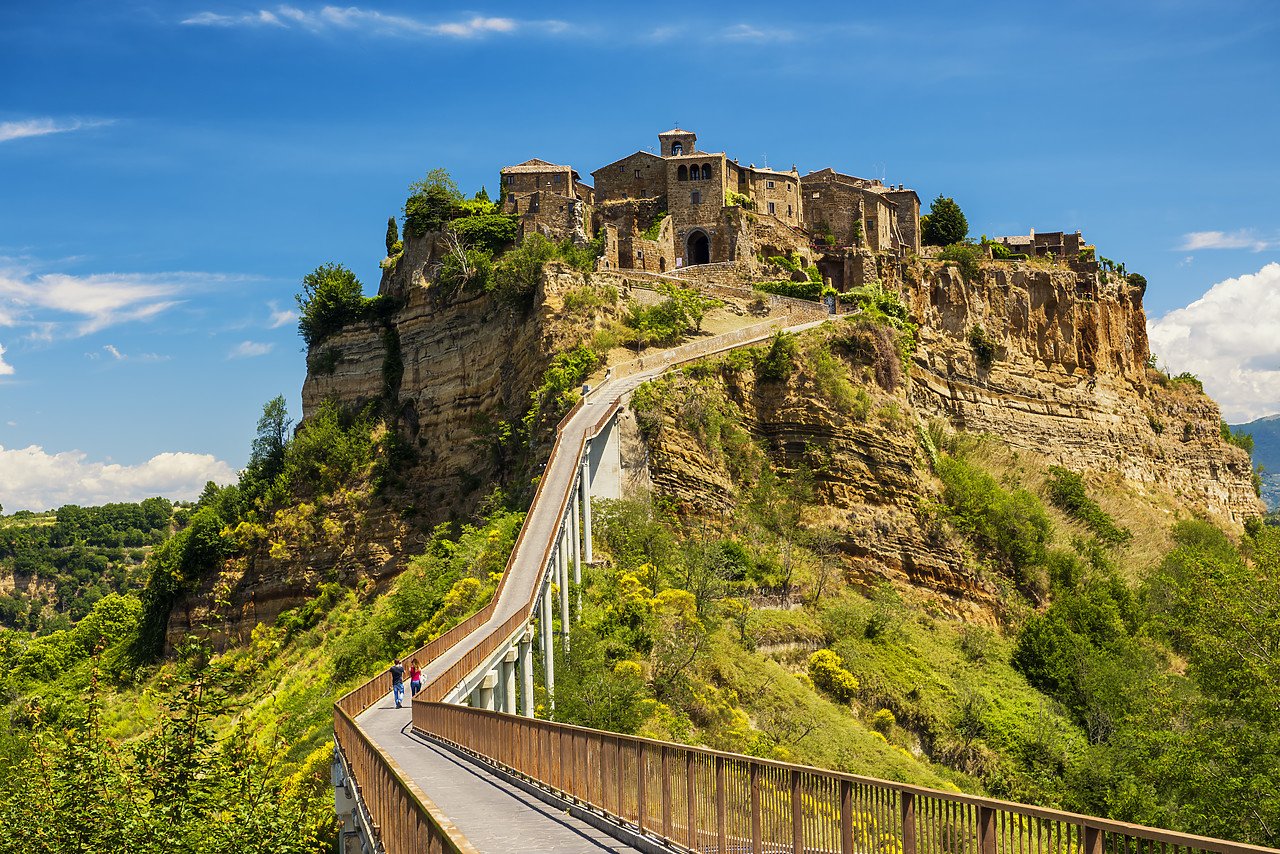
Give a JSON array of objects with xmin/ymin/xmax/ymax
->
[{"xmin": 1229, "ymin": 413, "xmax": 1280, "ymax": 509}]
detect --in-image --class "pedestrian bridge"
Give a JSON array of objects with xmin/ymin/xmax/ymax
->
[{"xmin": 332, "ymin": 313, "xmax": 1273, "ymax": 854}]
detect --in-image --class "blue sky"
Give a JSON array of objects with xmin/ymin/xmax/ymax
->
[{"xmin": 2, "ymin": 1, "xmax": 1278, "ymax": 511}]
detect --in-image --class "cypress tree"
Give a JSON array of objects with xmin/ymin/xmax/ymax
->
[
  {"xmin": 385, "ymin": 216, "xmax": 399, "ymax": 256},
  {"xmin": 921, "ymin": 194, "xmax": 968, "ymax": 246}
]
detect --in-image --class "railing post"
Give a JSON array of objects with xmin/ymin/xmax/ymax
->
[
  {"xmin": 686, "ymin": 752, "xmax": 697, "ymax": 851},
  {"xmin": 979, "ymin": 805, "xmax": 997, "ymax": 854},
  {"xmin": 791, "ymin": 768, "xmax": 803, "ymax": 854},
  {"xmin": 519, "ymin": 629, "xmax": 534, "ymax": 718},
  {"xmin": 751, "ymin": 761, "xmax": 762, "ymax": 854},
  {"xmin": 571, "ymin": 476, "xmax": 582, "ymax": 616},
  {"xmin": 900, "ymin": 791, "xmax": 916, "ymax": 854},
  {"xmin": 637, "ymin": 742, "xmax": 647, "ymax": 833},
  {"xmin": 541, "ymin": 585, "xmax": 555, "ymax": 713},
  {"xmin": 842, "ymin": 779, "xmax": 854, "ymax": 854},
  {"xmin": 716, "ymin": 755, "xmax": 727, "ymax": 854},
  {"xmin": 581, "ymin": 457, "xmax": 593, "ymax": 563},
  {"xmin": 558, "ymin": 532, "xmax": 570, "ymax": 653},
  {"xmin": 1084, "ymin": 824, "xmax": 1103, "ymax": 854},
  {"xmin": 662, "ymin": 746, "xmax": 672, "ymax": 843}
]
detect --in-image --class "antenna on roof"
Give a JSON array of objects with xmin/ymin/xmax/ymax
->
[{"xmin": 762, "ymin": 151, "xmax": 768, "ymax": 169}]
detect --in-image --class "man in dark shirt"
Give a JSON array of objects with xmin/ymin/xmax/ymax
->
[{"xmin": 390, "ymin": 658, "xmax": 406, "ymax": 708}]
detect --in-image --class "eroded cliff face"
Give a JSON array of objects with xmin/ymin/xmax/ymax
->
[
  {"xmin": 166, "ymin": 236, "xmax": 605, "ymax": 651},
  {"xmin": 636, "ymin": 351, "xmax": 1004, "ymax": 625},
  {"xmin": 905, "ymin": 264, "xmax": 1261, "ymax": 523}
]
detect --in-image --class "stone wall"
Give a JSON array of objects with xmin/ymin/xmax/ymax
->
[
  {"xmin": 591, "ymin": 151, "xmax": 664, "ymax": 203},
  {"xmin": 744, "ymin": 168, "xmax": 802, "ymax": 228},
  {"xmin": 883, "ymin": 189, "xmax": 920, "ymax": 253},
  {"xmin": 510, "ymin": 189, "xmax": 587, "ymax": 243},
  {"xmin": 501, "ymin": 165, "xmax": 576, "ymax": 202}
]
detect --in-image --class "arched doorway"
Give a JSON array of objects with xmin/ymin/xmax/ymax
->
[{"xmin": 685, "ymin": 230, "xmax": 710, "ymax": 266}]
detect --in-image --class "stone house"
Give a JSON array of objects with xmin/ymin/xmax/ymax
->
[
  {"xmin": 996, "ymin": 229, "xmax": 1088, "ymax": 260},
  {"xmin": 801, "ymin": 168, "xmax": 920, "ymax": 254},
  {"xmin": 499, "ymin": 159, "xmax": 592, "ymax": 242}
]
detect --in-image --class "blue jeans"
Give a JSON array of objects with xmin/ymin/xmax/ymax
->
[{"xmin": 393, "ymin": 681, "xmax": 404, "ymax": 706}]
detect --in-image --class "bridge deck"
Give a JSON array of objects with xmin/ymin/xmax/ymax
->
[{"xmin": 358, "ymin": 698, "xmax": 635, "ymax": 853}]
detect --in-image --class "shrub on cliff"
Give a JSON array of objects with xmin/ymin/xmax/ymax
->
[
  {"xmin": 296, "ymin": 263, "xmax": 365, "ymax": 347},
  {"xmin": 402, "ymin": 168, "xmax": 462, "ymax": 237},
  {"xmin": 921, "ymin": 195, "xmax": 968, "ymax": 246}
]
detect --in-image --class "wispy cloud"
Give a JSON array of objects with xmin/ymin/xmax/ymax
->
[
  {"xmin": 267, "ymin": 301, "xmax": 297, "ymax": 328},
  {"xmin": 723, "ymin": 23, "xmax": 788, "ymax": 41},
  {"xmin": 1148, "ymin": 261, "xmax": 1280, "ymax": 423},
  {"xmin": 230, "ymin": 340, "xmax": 273, "ymax": 358},
  {"xmin": 0, "ymin": 444, "xmax": 236, "ymax": 512},
  {"xmin": 0, "ymin": 343, "xmax": 13, "ymax": 376},
  {"xmin": 0, "ymin": 259, "xmax": 230, "ymax": 338},
  {"xmin": 86, "ymin": 344, "xmax": 167, "ymax": 362},
  {"xmin": 1179, "ymin": 229, "xmax": 1274, "ymax": 252},
  {"xmin": 181, "ymin": 6, "xmax": 562, "ymax": 38},
  {"xmin": 0, "ymin": 118, "xmax": 113, "ymax": 144}
]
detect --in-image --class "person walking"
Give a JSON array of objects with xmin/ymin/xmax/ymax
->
[
  {"xmin": 408, "ymin": 658, "xmax": 423, "ymax": 697},
  {"xmin": 390, "ymin": 658, "xmax": 406, "ymax": 708}
]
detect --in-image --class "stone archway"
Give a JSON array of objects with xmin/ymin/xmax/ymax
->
[{"xmin": 685, "ymin": 230, "xmax": 710, "ymax": 266}]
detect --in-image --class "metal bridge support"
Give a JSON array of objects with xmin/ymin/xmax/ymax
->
[
  {"xmin": 519, "ymin": 629, "xmax": 534, "ymax": 718},
  {"xmin": 501, "ymin": 648, "xmax": 518, "ymax": 715}
]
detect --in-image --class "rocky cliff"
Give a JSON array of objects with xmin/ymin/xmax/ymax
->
[{"xmin": 904, "ymin": 262, "xmax": 1261, "ymax": 523}]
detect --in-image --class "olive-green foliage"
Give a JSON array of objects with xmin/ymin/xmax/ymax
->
[
  {"xmin": 621, "ymin": 282, "xmax": 719, "ymax": 347},
  {"xmin": 755, "ymin": 279, "xmax": 822, "ymax": 301},
  {"xmin": 295, "ymin": 263, "xmax": 399, "ymax": 347},
  {"xmin": 402, "ymin": 168, "xmax": 462, "ymax": 237},
  {"xmin": 1220, "ymin": 420, "xmax": 1254, "ymax": 455},
  {"xmin": 768, "ymin": 253, "xmax": 801, "ymax": 273},
  {"xmin": 724, "ymin": 191, "xmax": 754, "ymax": 210},
  {"xmin": 451, "ymin": 214, "xmax": 518, "ymax": 254},
  {"xmin": 935, "ymin": 455, "xmax": 1053, "ymax": 584},
  {"xmin": 487, "ymin": 233, "xmax": 598, "ymax": 311},
  {"xmin": 921, "ymin": 195, "xmax": 968, "ymax": 246},
  {"xmin": 264, "ymin": 399, "xmax": 377, "ymax": 505},
  {"xmin": 939, "ymin": 243, "xmax": 981, "ymax": 281},
  {"xmin": 554, "ymin": 625, "xmax": 648, "ymax": 733},
  {"xmin": 0, "ymin": 663, "xmax": 332, "ymax": 853},
  {"xmin": 809, "ymin": 344, "xmax": 864, "ymax": 417},
  {"xmin": 526, "ymin": 344, "xmax": 601, "ymax": 430},
  {"xmin": 385, "ymin": 216, "xmax": 399, "ymax": 256},
  {"xmin": 808, "ymin": 649, "xmax": 859, "ymax": 703},
  {"xmin": 968, "ymin": 324, "xmax": 996, "ymax": 369},
  {"xmin": 754, "ymin": 331, "xmax": 797, "ymax": 382},
  {"xmin": 1044, "ymin": 467, "xmax": 1132, "ymax": 545},
  {"xmin": 639, "ymin": 208, "xmax": 668, "ymax": 240}
]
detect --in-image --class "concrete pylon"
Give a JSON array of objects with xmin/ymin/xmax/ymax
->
[
  {"xmin": 477, "ymin": 670, "xmax": 498, "ymax": 711},
  {"xmin": 581, "ymin": 458, "xmax": 593, "ymax": 564},
  {"xmin": 501, "ymin": 648, "xmax": 518, "ymax": 715},
  {"xmin": 571, "ymin": 477, "xmax": 582, "ymax": 616},
  {"xmin": 518, "ymin": 629, "xmax": 534, "ymax": 718},
  {"xmin": 558, "ymin": 528, "xmax": 570, "ymax": 653},
  {"xmin": 541, "ymin": 582, "xmax": 555, "ymax": 712}
]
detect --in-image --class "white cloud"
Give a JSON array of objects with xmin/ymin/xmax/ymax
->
[
  {"xmin": 182, "ymin": 6, "xmax": 555, "ymax": 38},
  {"xmin": 230, "ymin": 340, "xmax": 274, "ymax": 358},
  {"xmin": 103, "ymin": 344, "xmax": 123, "ymax": 360},
  {"xmin": 0, "ymin": 445, "xmax": 237, "ymax": 512},
  {"xmin": 0, "ymin": 260, "xmax": 229, "ymax": 337},
  {"xmin": 0, "ymin": 343, "xmax": 12, "ymax": 376},
  {"xmin": 1179, "ymin": 230, "xmax": 1273, "ymax": 252},
  {"xmin": 1147, "ymin": 261, "xmax": 1280, "ymax": 423},
  {"xmin": 722, "ymin": 23, "xmax": 792, "ymax": 41},
  {"xmin": 0, "ymin": 118, "xmax": 112, "ymax": 144},
  {"xmin": 267, "ymin": 301, "xmax": 297, "ymax": 328}
]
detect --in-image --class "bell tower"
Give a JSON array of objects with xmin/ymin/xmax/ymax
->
[{"xmin": 658, "ymin": 128, "xmax": 697, "ymax": 158}]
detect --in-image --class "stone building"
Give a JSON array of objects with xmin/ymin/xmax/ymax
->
[
  {"xmin": 996, "ymin": 229, "xmax": 1088, "ymax": 260},
  {"xmin": 801, "ymin": 168, "xmax": 920, "ymax": 254},
  {"xmin": 500, "ymin": 159, "xmax": 593, "ymax": 242}
]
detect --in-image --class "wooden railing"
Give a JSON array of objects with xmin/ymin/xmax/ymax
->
[{"xmin": 415, "ymin": 704, "xmax": 1276, "ymax": 854}]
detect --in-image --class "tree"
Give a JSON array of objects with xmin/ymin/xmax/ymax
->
[
  {"xmin": 921, "ymin": 194, "xmax": 968, "ymax": 246},
  {"xmin": 402, "ymin": 168, "xmax": 462, "ymax": 237},
  {"xmin": 385, "ymin": 216, "xmax": 399, "ymax": 256},
  {"xmin": 296, "ymin": 262, "xmax": 365, "ymax": 347},
  {"xmin": 244, "ymin": 395, "xmax": 292, "ymax": 496}
]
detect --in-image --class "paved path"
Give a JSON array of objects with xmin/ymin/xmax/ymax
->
[{"xmin": 355, "ymin": 314, "xmax": 832, "ymax": 853}]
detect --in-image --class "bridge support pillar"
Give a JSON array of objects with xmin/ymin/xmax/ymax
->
[
  {"xmin": 571, "ymin": 477, "xmax": 582, "ymax": 617},
  {"xmin": 519, "ymin": 629, "xmax": 534, "ymax": 718},
  {"xmin": 558, "ymin": 530, "xmax": 570, "ymax": 653},
  {"xmin": 501, "ymin": 648, "xmax": 518, "ymax": 715},
  {"xmin": 542, "ymin": 582, "xmax": 555, "ymax": 712},
  {"xmin": 581, "ymin": 460, "xmax": 593, "ymax": 564},
  {"xmin": 477, "ymin": 670, "xmax": 498, "ymax": 711}
]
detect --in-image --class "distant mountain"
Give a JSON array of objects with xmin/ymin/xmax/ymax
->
[{"xmin": 1229, "ymin": 414, "xmax": 1280, "ymax": 510}]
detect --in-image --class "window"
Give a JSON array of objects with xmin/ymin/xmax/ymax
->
[
  {"xmin": 787, "ymin": 205, "xmax": 792, "ymax": 217},
  {"xmin": 622, "ymin": 193, "xmax": 628, "ymax": 199},
  {"xmin": 691, "ymin": 191, "xmax": 701, "ymax": 205},
  {"xmin": 672, "ymin": 142, "xmax": 683, "ymax": 156},
  {"xmin": 701, "ymin": 164, "xmax": 712, "ymax": 180},
  {"xmin": 812, "ymin": 192, "xmax": 820, "ymax": 198},
  {"xmin": 505, "ymin": 175, "xmax": 514, "ymax": 185},
  {"xmin": 787, "ymin": 183, "xmax": 792, "ymax": 192},
  {"xmin": 635, "ymin": 170, "xmax": 641, "ymax": 178},
  {"xmin": 619, "ymin": 165, "xmax": 625, "ymax": 172},
  {"xmin": 677, "ymin": 165, "xmax": 688, "ymax": 181},
  {"xmin": 767, "ymin": 202, "xmax": 776, "ymax": 215},
  {"xmin": 766, "ymin": 180, "xmax": 775, "ymax": 189},
  {"xmin": 554, "ymin": 174, "xmax": 562, "ymax": 183}
]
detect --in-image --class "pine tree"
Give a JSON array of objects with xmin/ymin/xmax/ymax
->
[
  {"xmin": 385, "ymin": 216, "xmax": 399, "ymax": 256},
  {"xmin": 921, "ymin": 194, "xmax": 968, "ymax": 246}
]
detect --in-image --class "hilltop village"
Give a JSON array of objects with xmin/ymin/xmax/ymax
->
[{"xmin": 495, "ymin": 127, "xmax": 1091, "ymax": 290}]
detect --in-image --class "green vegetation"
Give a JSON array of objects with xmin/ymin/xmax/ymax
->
[
  {"xmin": 295, "ymin": 263, "xmax": 398, "ymax": 348},
  {"xmin": 402, "ymin": 168, "xmax": 462, "ymax": 237},
  {"xmin": 639, "ymin": 208, "xmax": 668, "ymax": 240},
  {"xmin": 921, "ymin": 195, "xmax": 968, "ymax": 246},
  {"xmin": 385, "ymin": 215, "xmax": 400, "ymax": 256},
  {"xmin": 754, "ymin": 279, "xmax": 822, "ymax": 301},
  {"xmin": 620, "ymin": 282, "xmax": 720, "ymax": 349},
  {"xmin": 938, "ymin": 242, "xmax": 981, "ymax": 281},
  {"xmin": 725, "ymin": 191, "xmax": 755, "ymax": 210},
  {"xmin": 968, "ymin": 324, "xmax": 996, "ymax": 369},
  {"xmin": 1045, "ymin": 467, "xmax": 1132, "ymax": 545}
]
